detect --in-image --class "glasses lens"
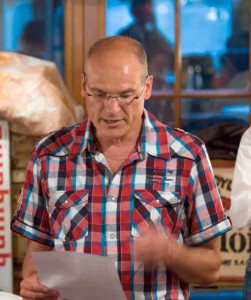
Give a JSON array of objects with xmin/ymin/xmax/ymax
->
[
  {"xmin": 93, "ymin": 93, "xmax": 107, "ymax": 102},
  {"xmin": 117, "ymin": 94, "xmax": 133, "ymax": 103},
  {"xmin": 86, "ymin": 78, "xmax": 147, "ymax": 104}
]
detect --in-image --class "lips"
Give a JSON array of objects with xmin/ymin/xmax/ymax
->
[{"xmin": 103, "ymin": 119, "xmax": 122, "ymax": 124}]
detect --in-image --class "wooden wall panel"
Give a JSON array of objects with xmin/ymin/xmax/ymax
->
[{"xmin": 64, "ymin": 0, "xmax": 105, "ymax": 105}]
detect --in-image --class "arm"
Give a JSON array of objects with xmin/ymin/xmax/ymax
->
[
  {"xmin": 230, "ymin": 128, "xmax": 251, "ymax": 229},
  {"xmin": 166, "ymin": 236, "xmax": 221, "ymax": 286},
  {"xmin": 135, "ymin": 228, "xmax": 221, "ymax": 286},
  {"xmin": 20, "ymin": 239, "xmax": 59, "ymax": 300}
]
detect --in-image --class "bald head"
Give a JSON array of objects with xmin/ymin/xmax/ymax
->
[{"xmin": 85, "ymin": 36, "xmax": 148, "ymax": 79}]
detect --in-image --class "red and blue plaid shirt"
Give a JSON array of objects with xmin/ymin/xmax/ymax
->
[{"xmin": 11, "ymin": 110, "xmax": 231, "ymax": 299}]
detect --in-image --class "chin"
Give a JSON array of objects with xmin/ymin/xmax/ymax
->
[{"xmin": 102, "ymin": 130, "xmax": 125, "ymax": 139}]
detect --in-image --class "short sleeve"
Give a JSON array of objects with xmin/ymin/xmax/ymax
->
[
  {"xmin": 184, "ymin": 144, "xmax": 231, "ymax": 246},
  {"xmin": 11, "ymin": 147, "xmax": 53, "ymax": 246}
]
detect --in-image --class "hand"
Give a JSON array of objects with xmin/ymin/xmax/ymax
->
[
  {"xmin": 134, "ymin": 226, "xmax": 174, "ymax": 271},
  {"xmin": 20, "ymin": 272, "xmax": 59, "ymax": 300}
]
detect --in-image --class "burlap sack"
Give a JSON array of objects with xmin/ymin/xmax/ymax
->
[{"xmin": 0, "ymin": 52, "xmax": 83, "ymax": 136}]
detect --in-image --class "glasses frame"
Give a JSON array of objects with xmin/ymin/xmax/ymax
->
[{"xmin": 84, "ymin": 74, "xmax": 148, "ymax": 105}]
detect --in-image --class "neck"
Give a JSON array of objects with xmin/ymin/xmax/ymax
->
[
  {"xmin": 95, "ymin": 135, "xmax": 139, "ymax": 159},
  {"xmin": 95, "ymin": 117, "xmax": 143, "ymax": 153}
]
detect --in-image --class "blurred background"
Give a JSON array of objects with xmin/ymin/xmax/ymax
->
[{"xmin": 0, "ymin": 0, "xmax": 250, "ymax": 298}]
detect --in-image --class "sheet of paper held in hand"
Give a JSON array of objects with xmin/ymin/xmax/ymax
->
[{"xmin": 32, "ymin": 251, "xmax": 127, "ymax": 300}]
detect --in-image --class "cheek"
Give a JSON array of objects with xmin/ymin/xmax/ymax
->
[
  {"xmin": 129, "ymin": 103, "xmax": 145, "ymax": 120},
  {"xmin": 86, "ymin": 100, "xmax": 96, "ymax": 113},
  {"xmin": 85, "ymin": 103, "xmax": 99, "ymax": 122},
  {"xmin": 135, "ymin": 101, "xmax": 145, "ymax": 114}
]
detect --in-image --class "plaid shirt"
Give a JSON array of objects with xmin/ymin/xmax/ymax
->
[{"xmin": 11, "ymin": 110, "xmax": 231, "ymax": 300}]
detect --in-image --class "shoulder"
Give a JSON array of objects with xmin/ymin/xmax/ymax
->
[
  {"xmin": 237, "ymin": 126, "xmax": 251, "ymax": 158},
  {"xmin": 168, "ymin": 127, "xmax": 206, "ymax": 160},
  {"xmin": 242, "ymin": 126, "xmax": 251, "ymax": 141},
  {"xmin": 35, "ymin": 121, "xmax": 85, "ymax": 157},
  {"xmin": 146, "ymin": 111, "xmax": 205, "ymax": 160},
  {"xmin": 172, "ymin": 127, "xmax": 204, "ymax": 145}
]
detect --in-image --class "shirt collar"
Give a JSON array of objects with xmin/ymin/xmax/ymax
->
[
  {"xmin": 68, "ymin": 118, "xmax": 92, "ymax": 160},
  {"xmin": 140, "ymin": 109, "xmax": 171, "ymax": 160},
  {"xmin": 69, "ymin": 109, "xmax": 171, "ymax": 160}
]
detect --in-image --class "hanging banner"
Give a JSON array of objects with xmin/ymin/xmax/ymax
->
[
  {"xmin": 0, "ymin": 120, "xmax": 13, "ymax": 292},
  {"xmin": 213, "ymin": 161, "xmax": 250, "ymax": 281}
]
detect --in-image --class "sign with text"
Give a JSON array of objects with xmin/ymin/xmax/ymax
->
[
  {"xmin": 0, "ymin": 120, "xmax": 12, "ymax": 292},
  {"xmin": 213, "ymin": 163, "xmax": 249, "ymax": 280}
]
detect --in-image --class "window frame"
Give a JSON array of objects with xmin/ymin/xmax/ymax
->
[{"xmin": 64, "ymin": 0, "xmax": 251, "ymax": 126}]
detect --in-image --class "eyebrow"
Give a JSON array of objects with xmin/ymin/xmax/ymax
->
[{"xmin": 90, "ymin": 86, "xmax": 136, "ymax": 94}]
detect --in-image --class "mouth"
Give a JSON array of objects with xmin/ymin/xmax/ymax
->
[{"xmin": 103, "ymin": 119, "xmax": 122, "ymax": 124}]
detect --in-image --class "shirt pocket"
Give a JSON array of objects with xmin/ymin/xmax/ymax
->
[
  {"xmin": 48, "ymin": 189, "xmax": 89, "ymax": 242},
  {"xmin": 132, "ymin": 189, "xmax": 181, "ymax": 238}
]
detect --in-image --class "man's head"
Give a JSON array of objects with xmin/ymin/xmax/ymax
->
[
  {"xmin": 131, "ymin": 0, "xmax": 154, "ymax": 24},
  {"xmin": 85, "ymin": 36, "xmax": 148, "ymax": 79},
  {"xmin": 19, "ymin": 20, "xmax": 46, "ymax": 58},
  {"xmin": 226, "ymin": 31, "xmax": 249, "ymax": 72},
  {"xmin": 82, "ymin": 36, "xmax": 153, "ymax": 143}
]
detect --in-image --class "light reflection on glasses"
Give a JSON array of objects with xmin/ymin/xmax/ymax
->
[{"xmin": 84, "ymin": 75, "xmax": 148, "ymax": 105}]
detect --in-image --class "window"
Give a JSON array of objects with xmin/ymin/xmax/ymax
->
[
  {"xmin": 0, "ymin": 0, "xmax": 64, "ymax": 75},
  {"xmin": 106, "ymin": 0, "xmax": 250, "ymax": 159}
]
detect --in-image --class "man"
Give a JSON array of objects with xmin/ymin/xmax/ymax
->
[
  {"xmin": 207, "ymin": 31, "xmax": 250, "ymax": 114},
  {"xmin": 119, "ymin": 0, "xmax": 173, "ymax": 90},
  {"xmin": 19, "ymin": 20, "xmax": 46, "ymax": 59},
  {"xmin": 11, "ymin": 36, "xmax": 231, "ymax": 300}
]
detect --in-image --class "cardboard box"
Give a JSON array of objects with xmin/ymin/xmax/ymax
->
[{"xmin": 212, "ymin": 160, "xmax": 249, "ymax": 282}]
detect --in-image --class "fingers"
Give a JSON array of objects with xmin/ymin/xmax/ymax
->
[
  {"xmin": 135, "ymin": 227, "xmax": 160, "ymax": 258},
  {"xmin": 21, "ymin": 290, "xmax": 59, "ymax": 300},
  {"xmin": 134, "ymin": 228, "xmax": 170, "ymax": 270},
  {"xmin": 20, "ymin": 274, "xmax": 59, "ymax": 299},
  {"xmin": 20, "ymin": 286, "xmax": 59, "ymax": 300}
]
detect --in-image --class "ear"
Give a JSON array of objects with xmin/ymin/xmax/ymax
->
[
  {"xmin": 81, "ymin": 72, "xmax": 86, "ymax": 97},
  {"xmin": 144, "ymin": 75, "xmax": 153, "ymax": 101}
]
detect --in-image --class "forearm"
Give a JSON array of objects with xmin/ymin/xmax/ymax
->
[
  {"xmin": 20, "ymin": 239, "xmax": 59, "ymax": 299},
  {"xmin": 22, "ymin": 239, "xmax": 53, "ymax": 278},
  {"xmin": 166, "ymin": 238, "xmax": 221, "ymax": 286},
  {"xmin": 22, "ymin": 251, "xmax": 39, "ymax": 278}
]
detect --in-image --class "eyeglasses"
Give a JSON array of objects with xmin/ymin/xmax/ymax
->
[{"xmin": 84, "ymin": 75, "xmax": 148, "ymax": 105}]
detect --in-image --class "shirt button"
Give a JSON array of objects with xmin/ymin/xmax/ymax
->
[
  {"xmin": 110, "ymin": 233, "xmax": 116, "ymax": 239},
  {"xmin": 111, "ymin": 197, "xmax": 116, "ymax": 202},
  {"xmin": 64, "ymin": 200, "xmax": 69, "ymax": 204},
  {"xmin": 156, "ymin": 199, "xmax": 160, "ymax": 203}
]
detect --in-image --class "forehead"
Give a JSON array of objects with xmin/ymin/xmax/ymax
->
[{"xmin": 86, "ymin": 50, "xmax": 143, "ymax": 83}]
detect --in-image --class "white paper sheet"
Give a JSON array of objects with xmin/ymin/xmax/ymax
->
[
  {"xmin": 32, "ymin": 252, "xmax": 126, "ymax": 300},
  {"xmin": 0, "ymin": 292, "xmax": 21, "ymax": 300}
]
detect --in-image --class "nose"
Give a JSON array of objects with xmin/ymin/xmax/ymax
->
[
  {"xmin": 106, "ymin": 94, "xmax": 119, "ymax": 101},
  {"xmin": 103, "ymin": 96, "xmax": 121, "ymax": 113}
]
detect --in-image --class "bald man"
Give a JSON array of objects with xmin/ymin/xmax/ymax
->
[{"xmin": 11, "ymin": 36, "xmax": 231, "ymax": 300}]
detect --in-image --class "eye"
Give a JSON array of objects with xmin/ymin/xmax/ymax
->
[
  {"xmin": 94, "ymin": 92, "xmax": 106, "ymax": 98},
  {"xmin": 119, "ymin": 93, "xmax": 133, "ymax": 99}
]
